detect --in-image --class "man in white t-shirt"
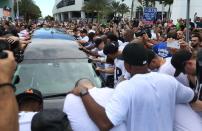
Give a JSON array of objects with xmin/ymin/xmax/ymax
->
[
  {"xmin": 71, "ymin": 43, "xmax": 202, "ymax": 131},
  {"xmin": 147, "ymin": 49, "xmax": 202, "ymax": 131},
  {"xmin": 147, "ymin": 49, "xmax": 189, "ymax": 86},
  {"xmin": 64, "ymin": 78, "xmax": 126, "ymax": 131},
  {"xmin": 16, "ymin": 88, "xmax": 43, "ymax": 131},
  {"xmin": 103, "ymin": 41, "xmax": 130, "ymax": 86},
  {"xmin": 77, "ymin": 29, "xmax": 89, "ymax": 45}
]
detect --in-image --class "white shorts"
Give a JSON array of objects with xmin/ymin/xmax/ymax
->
[{"xmin": 174, "ymin": 104, "xmax": 202, "ymax": 131}]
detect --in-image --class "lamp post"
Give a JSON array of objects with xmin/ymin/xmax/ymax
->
[
  {"xmin": 161, "ymin": 0, "xmax": 164, "ymax": 22},
  {"xmin": 16, "ymin": 0, "xmax": 19, "ymax": 19},
  {"xmin": 186, "ymin": 0, "xmax": 190, "ymax": 43},
  {"xmin": 131, "ymin": 0, "xmax": 135, "ymax": 20}
]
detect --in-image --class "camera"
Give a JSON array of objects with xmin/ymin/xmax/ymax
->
[
  {"xmin": 0, "ymin": 39, "xmax": 23, "ymax": 62},
  {"xmin": 0, "ymin": 40, "xmax": 9, "ymax": 59},
  {"xmin": 196, "ymin": 50, "xmax": 202, "ymax": 100}
]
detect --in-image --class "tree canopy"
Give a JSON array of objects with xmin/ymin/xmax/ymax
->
[
  {"xmin": 14, "ymin": 0, "xmax": 41, "ymax": 21},
  {"xmin": 82, "ymin": 0, "xmax": 130, "ymax": 22}
]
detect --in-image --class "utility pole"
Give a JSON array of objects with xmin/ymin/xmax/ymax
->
[
  {"xmin": 186, "ymin": 0, "xmax": 190, "ymax": 43},
  {"xmin": 161, "ymin": 0, "xmax": 164, "ymax": 22},
  {"xmin": 131, "ymin": 0, "xmax": 135, "ymax": 20},
  {"xmin": 16, "ymin": 0, "xmax": 19, "ymax": 19}
]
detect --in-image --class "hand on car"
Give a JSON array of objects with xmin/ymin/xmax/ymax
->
[
  {"xmin": 0, "ymin": 51, "xmax": 17, "ymax": 84},
  {"xmin": 71, "ymin": 81, "xmax": 91, "ymax": 96},
  {"xmin": 7, "ymin": 36, "xmax": 20, "ymax": 45},
  {"xmin": 96, "ymin": 67, "xmax": 102, "ymax": 72},
  {"xmin": 71, "ymin": 86, "xmax": 82, "ymax": 96}
]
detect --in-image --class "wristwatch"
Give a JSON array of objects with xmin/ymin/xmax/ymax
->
[{"xmin": 79, "ymin": 87, "xmax": 89, "ymax": 97}]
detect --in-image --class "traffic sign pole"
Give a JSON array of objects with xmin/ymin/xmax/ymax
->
[{"xmin": 186, "ymin": 0, "xmax": 190, "ymax": 43}]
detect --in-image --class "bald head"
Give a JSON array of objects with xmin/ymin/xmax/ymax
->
[{"xmin": 75, "ymin": 78, "xmax": 95, "ymax": 89}]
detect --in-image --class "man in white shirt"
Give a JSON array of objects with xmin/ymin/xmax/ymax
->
[
  {"xmin": 63, "ymin": 78, "xmax": 126, "ymax": 131},
  {"xmin": 103, "ymin": 41, "xmax": 130, "ymax": 86},
  {"xmin": 71, "ymin": 43, "xmax": 202, "ymax": 131},
  {"xmin": 77, "ymin": 29, "xmax": 89, "ymax": 45},
  {"xmin": 147, "ymin": 49, "xmax": 189, "ymax": 86},
  {"xmin": 16, "ymin": 88, "xmax": 43, "ymax": 131}
]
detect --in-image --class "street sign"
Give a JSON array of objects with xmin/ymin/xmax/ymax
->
[{"xmin": 143, "ymin": 7, "xmax": 157, "ymax": 23}]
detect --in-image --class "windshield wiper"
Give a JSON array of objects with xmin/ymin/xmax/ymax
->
[{"xmin": 43, "ymin": 92, "xmax": 70, "ymax": 99}]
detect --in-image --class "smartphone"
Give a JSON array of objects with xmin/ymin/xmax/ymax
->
[{"xmin": 167, "ymin": 40, "xmax": 180, "ymax": 49}]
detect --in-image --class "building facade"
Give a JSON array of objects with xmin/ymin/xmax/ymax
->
[
  {"xmin": 52, "ymin": 0, "xmax": 86, "ymax": 22},
  {"xmin": 171, "ymin": 0, "xmax": 202, "ymax": 23},
  {"xmin": 53, "ymin": 0, "xmax": 202, "ymax": 23}
]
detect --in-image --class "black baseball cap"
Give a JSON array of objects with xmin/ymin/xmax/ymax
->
[
  {"xmin": 31, "ymin": 109, "xmax": 72, "ymax": 131},
  {"xmin": 135, "ymin": 30, "xmax": 146, "ymax": 37},
  {"xmin": 103, "ymin": 41, "xmax": 119, "ymax": 55},
  {"xmin": 122, "ymin": 43, "xmax": 148, "ymax": 66},
  {"xmin": 171, "ymin": 50, "xmax": 192, "ymax": 77},
  {"xmin": 16, "ymin": 88, "xmax": 43, "ymax": 104}
]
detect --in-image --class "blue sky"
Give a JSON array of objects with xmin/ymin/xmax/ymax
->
[{"xmin": 34, "ymin": 0, "xmax": 55, "ymax": 17}]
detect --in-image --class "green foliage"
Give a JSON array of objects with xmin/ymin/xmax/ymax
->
[
  {"xmin": 82, "ymin": 0, "xmax": 130, "ymax": 21},
  {"xmin": 44, "ymin": 15, "xmax": 54, "ymax": 21},
  {"xmin": 164, "ymin": 0, "xmax": 174, "ymax": 6},
  {"xmin": 118, "ymin": 3, "xmax": 130, "ymax": 17},
  {"xmin": 138, "ymin": 0, "xmax": 174, "ymax": 7},
  {"xmin": 82, "ymin": 0, "xmax": 110, "ymax": 22},
  {"xmin": 110, "ymin": 1, "xmax": 120, "ymax": 16},
  {"xmin": 14, "ymin": 0, "xmax": 41, "ymax": 21}
]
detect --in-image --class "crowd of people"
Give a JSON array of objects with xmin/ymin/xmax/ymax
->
[{"xmin": 0, "ymin": 17, "xmax": 202, "ymax": 131}]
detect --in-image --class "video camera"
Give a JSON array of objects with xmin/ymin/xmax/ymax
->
[{"xmin": 196, "ymin": 50, "xmax": 202, "ymax": 100}]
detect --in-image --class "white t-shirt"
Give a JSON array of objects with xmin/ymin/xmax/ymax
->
[
  {"xmin": 105, "ymin": 72, "xmax": 194, "ymax": 131},
  {"xmin": 19, "ymin": 112, "xmax": 37, "ymax": 131},
  {"xmin": 174, "ymin": 104, "xmax": 202, "ymax": 131},
  {"xmin": 98, "ymin": 50, "xmax": 105, "ymax": 57},
  {"xmin": 119, "ymin": 42, "xmax": 128, "ymax": 51},
  {"xmin": 63, "ymin": 87, "xmax": 126, "ymax": 131},
  {"xmin": 114, "ymin": 57, "xmax": 130, "ymax": 86},
  {"xmin": 81, "ymin": 36, "xmax": 89, "ymax": 43},
  {"xmin": 158, "ymin": 57, "xmax": 189, "ymax": 86}
]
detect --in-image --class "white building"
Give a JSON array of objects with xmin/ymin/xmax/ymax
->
[
  {"xmin": 53, "ymin": 0, "xmax": 202, "ymax": 23},
  {"xmin": 171, "ymin": 0, "xmax": 202, "ymax": 24},
  {"xmin": 53, "ymin": 0, "xmax": 86, "ymax": 21},
  {"xmin": 53, "ymin": 0, "xmax": 169, "ymax": 21}
]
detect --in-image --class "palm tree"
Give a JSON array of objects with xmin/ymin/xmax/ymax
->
[
  {"xmin": 164, "ymin": 0, "xmax": 174, "ymax": 19},
  {"xmin": 110, "ymin": 1, "xmax": 120, "ymax": 17},
  {"xmin": 82, "ymin": 0, "xmax": 109, "ymax": 22},
  {"xmin": 138, "ymin": 0, "xmax": 156, "ymax": 7},
  {"xmin": 82, "ymin": 1, "xmax": 94, "ymax": 22},
  {"xmin": 118, "ymin": 3, "xmax": 130, "ymax": 18},
  {"xmin": 136, "ymin": 6, "xmax": 143, "ymax": 19}
]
